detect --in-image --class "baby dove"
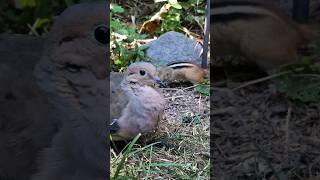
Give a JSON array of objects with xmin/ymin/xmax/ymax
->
[{"xmin": 110, "ymin": 62, "xmax": 166, "ymax": 141}]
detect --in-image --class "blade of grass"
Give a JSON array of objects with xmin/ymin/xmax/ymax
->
[{"xmin": 112, "ymin": 133, "xmax": 141, "ymax": 180}]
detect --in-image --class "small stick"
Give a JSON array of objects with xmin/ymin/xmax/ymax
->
[
  {"xmin": 285, "ymin": 104, "xmax": 292, "ymax": 164},
  {"xmin": 232, "ymin": 71, "xmax": 291, "ymax": 91},
  {"xmin": 164, "ymin": 96, "xmax": 184, "ymax": 100}
]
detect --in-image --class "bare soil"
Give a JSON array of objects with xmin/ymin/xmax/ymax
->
[{"xmin": 211, "ymin": 58, "xmax": 320, "ymax": 180}]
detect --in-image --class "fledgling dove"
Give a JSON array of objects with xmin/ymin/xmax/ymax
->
[
  {"xmin": 0, "ymin": 1, "xmax": 108, "ymax": 180},
  {"xmin": 110, "ymin": 62, "xmax": 166, "ymax": 141}
]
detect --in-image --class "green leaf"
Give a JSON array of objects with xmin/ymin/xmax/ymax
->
[
  {"xmin": 110, "ymin": 3, "xmax": 124, "ymax": 13},
  {"xmin": 171, "ymin": 4, "xmax": 182, "ymax": 9},
  {"xmin": 180, "ymin": 2, "xmax": 191, "ymax": 10},
  {"xmin": 196, "ymin": 9, "xmax": 205, "ymax": 14},
  {"xmin": 33, "ymin": 18, "xmax": 50, "ymax": 29},
  {"xmin": 186, "ymin": 15, "xmax": 193, "ymax": 22},
  {"xmin": 188, "ymin": 0, "xmax": 201, "ymax": 4},
  {"xmin": 168, "ymin": 0, "xmax": 182, "ymax": 9},
  {"xmin": 139, "ymin": 45, "xmax": 149, "ymax": 51},
  {"xmin": 195, "ymin": 84, "xmax": 210, "ymax": 96},
  {"xmin": 137, "ymin": 50, "xmax": 144, "ymax": 58},
  {"xmin": 276, "ymin": 75, "xmax": 320, "ymax": 103},
  {"xmin": 64, "ymin": 0, "xmax": 74, "ymax": 7},
  {"xmin": 168, "ymin": 0, "xmax": 178, "ymax": 4},
  {"xmin": 20, "ymin": 0, "xmax": 37, "ymax": 8}
]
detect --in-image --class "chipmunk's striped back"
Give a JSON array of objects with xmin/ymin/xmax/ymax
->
[
  {"xmin": 158, "ymin": 62, "xmax": 208, "ymax": 84},
  {"xmin": 211, "ymin": 0, "xmax": 319, "ymax": 70},
  {"xmin": 167, "ymin": 61, "xmax": 201, "ymax": 69},
  {"xmin": 212, "ymin": 1, "xmax": 284, "ymax": 22}
]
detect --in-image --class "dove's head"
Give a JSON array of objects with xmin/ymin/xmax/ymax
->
[
  {"xmin": 123, "ymin": 62, "xmax": 165, "ymax": 88},
  {"xmin": 41, "ymin": 1, "xmax": 108, "ymax": 80}
]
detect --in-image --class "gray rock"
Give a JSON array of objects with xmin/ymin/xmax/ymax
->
[{"xmin": 146, "ymin": 31, "xmax": 203, "ymax": 67}]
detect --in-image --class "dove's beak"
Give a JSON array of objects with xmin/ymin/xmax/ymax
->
[{"xmin": 153, "ymin": 76, "xmax": 166, "ymax": 88}]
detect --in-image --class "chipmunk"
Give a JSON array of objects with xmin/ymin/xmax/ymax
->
[
  {"xmin": 212, "ymin": 0, "xmax": 320, "ymax": 71},
  {"xmin": 158, "ymin": 62, "xmax": 209, "ymax": 85}
]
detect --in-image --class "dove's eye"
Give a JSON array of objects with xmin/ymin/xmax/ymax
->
[
  {"xmin": 93, "ymin": 24, "xmax": 109, "ymax": 45},
  {"xmin": 139, "ymin": 70, "xmax": 146, "ymax": 76}
]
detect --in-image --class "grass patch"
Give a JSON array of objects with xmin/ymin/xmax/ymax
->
[{"xmin": 111, "ymin": 87, "xmax": 210, "ymax": 179}]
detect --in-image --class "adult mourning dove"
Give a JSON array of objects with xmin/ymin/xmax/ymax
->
[
  {"xmin": 0, "ymin": 1, "xmax": 109, "ymax": 180},
  {"xmin": 32, "ymin": 2, "xmax": 108, "ymax": 180},
  {"xmin": 0, "ymin": 34, "xmax": 59, "ymax": 180},
  {"xmin": 110, "ymin": 62, "xmax": 166, "ymax": 141}
]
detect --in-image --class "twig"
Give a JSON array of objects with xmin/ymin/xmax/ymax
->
[
  {"xmin": 136, "ymin": 38, "xmax": 157, "ymax": 44},
  {"xmin": 285, "ymin": 104, "xmax": 292, "ymax": 165},
  {"xmin": 254, "ymin": 141, "xmax": 282, "ymax": 180},
  {"xmin": 161, "ymin": 87, "xmax": 181, "ymax": 91},
  {"xmin": 198, "ymin": 94, "xmax": 202, "ymax": 114},
  {"xmin": 201, "ymin": 0, "xmax": 210, "ymax": 69},
  {"xmin": 291, "ymin": 171, "xmax": 305, "ymax": 180},
  {"xmin": 214, "ymin": 142, "xmax": 226, "ymax": 158},
  {"xmin": 27, "ymin": 24, "xmax": 40, "ymax": 37},
  {"xmin": 165, "ymin": 96, "xmax": 184, "ymax": 100},
  {"xmin": 183, "ymin": 85, "xmax": 198, "ymax": 90},
  {"xmin": 292, "ymin": 74, "xmax": 320, "ymax": 79},
  {"xmin": 232, "ymin": 71, "xmax": 291, "ymax": 91}
]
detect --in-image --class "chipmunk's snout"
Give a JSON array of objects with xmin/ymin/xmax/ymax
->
[{"xmin": 153, "ymin": 76, "xmax": 166, "ymax": 88}]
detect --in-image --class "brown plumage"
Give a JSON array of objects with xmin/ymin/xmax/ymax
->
[
  {"xmin": 32, "ymin": 2, "xmax": 108, "ymax": 180},
  {"xmin": 0, "ymin": 2, "xmax": 108, "ymax": 180},
  {"xmin": 110, "ymin": 62, "xmax": 166, "ymax": 141}
]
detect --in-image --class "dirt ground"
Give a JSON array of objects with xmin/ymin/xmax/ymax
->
[{"xmin": 210, "ymin": 54, "xmax": 320, "ymax": 180}]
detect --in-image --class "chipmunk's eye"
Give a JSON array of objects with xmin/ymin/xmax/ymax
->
[
  {"xmin": 93, "ymin": 24, "xmax": 109, "ymax": 45},
  {"xmin": 139, "ymin": 70, "xmax": 146, "ymax": 76}
]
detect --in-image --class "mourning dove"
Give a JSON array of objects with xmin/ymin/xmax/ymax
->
[
  {"xmin": 110, "ymin": 62, "xmax": 166, "ymax": 141},
  {"xmin": 31, "ymin": 2, "xmax": 108, "ymax": 180},
  {"xmin": 0, "ymin": 34, "xmax": 59, "ymax": 180},
  {"xmin": 0, "ymin": 1, "xmax": 108, "ymax": 180}
]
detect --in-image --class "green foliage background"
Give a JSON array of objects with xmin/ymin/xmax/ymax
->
[
  {"xmin": 0, "ymin": 0, "xmax": 100, "ymax": 34},
  {"xmin": 110, "ymin": 0, "xmax": 206, "ymax": 71}
]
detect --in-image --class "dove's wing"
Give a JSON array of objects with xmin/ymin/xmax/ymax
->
[
  {"xmin": 0, "ymin": 34, "xmax": 60, "ymax": 179},
  {"xmin": 110, "ymin": 72, "xmax": 129, "ymax": 121}
]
